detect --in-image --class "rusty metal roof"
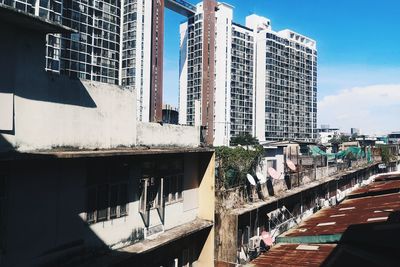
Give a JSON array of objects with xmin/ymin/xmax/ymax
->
[
  {"xmin": 251, "ymin": 177, "xmax": 400, "ymax": 266},
  {"xmin": 248, "ymin": 244, "xmax": 336, "ymax": 267},
  {"xmin": 281, "ymin": 193, "xmax": 400, "ymax": 238},
  {"xmin": 347, "ymin": 180, "xmax": 400, "ymax": 198},
  {"xmin": 373, "ymin": 172, "xmax": 400, "ymax": 182}
]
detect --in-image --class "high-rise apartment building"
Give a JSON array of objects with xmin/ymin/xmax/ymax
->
[
  {"xmin": 179, "ymin": 5, "xmax": 317, "ymax": 146},
  {"xmin": 230, "ymin": 23, "xmax": 254, "ymax": 138},
  {"xmin": 247, "ymin": 14, "xmax": 317, "ymax": 142},
  {"xmin": 179, "ymin": 3, "xmax": 245, "ymax": 145},
  {"xmin": 0, "ymin": 0, "xmax": 161, "ymax": 122}
]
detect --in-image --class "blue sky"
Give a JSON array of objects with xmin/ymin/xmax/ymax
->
[{"xmin": 163, "ymin": 0, "xmax": 400, "ymax": 135}]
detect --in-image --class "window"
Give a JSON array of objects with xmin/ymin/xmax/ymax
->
[
  {"xmin": 86, "ymin": 162, "xmax": 129, "ymax": 224},
  {"xmin": 139, "ymin": 157, "xmax": 184, "ymax": 226},
  {"xmin": 163, "ymin": 175, "xmax": 183, "ymax": 204}
]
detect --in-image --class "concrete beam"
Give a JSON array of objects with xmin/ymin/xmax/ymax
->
[{"xmin": 165, "ymin": 0, "xmax": 196, "ymax": 17}]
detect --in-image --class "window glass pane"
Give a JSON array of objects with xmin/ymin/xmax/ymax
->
[
  {"xmin": 87, "ymin": 187, "xmax": 97, "ymax": 223},
  {"xmin": 97, "ymin": 184, "xmax": 109, "ymax": 221},
  {"xmin": 109, "ymin": 184, "xmax": 118, "ymax": 219},
  {"xmin": 119, "ymin": 183, "xmax": 128, "ymax": 216}
]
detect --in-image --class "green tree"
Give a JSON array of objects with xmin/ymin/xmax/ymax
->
[
  {"xmin": 230, "ymin": 133, "xmax": 259, "ymax": 146},
  {"xmin": 380, "ymin": 146, "xmax": 397, "ymax": 164},
  {"xmin": 215, "ymin": 145, "xmax": 264, "ymax": 189}
]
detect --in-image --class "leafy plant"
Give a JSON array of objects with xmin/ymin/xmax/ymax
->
[
  {"xmin": 215, "ymin": 145, "xmax": 264, "ymax": 189},
  {"xmin": 380, "ymin": 146, "xmax": 397, "ymax": 164},
  {"xmin": 230, "ymin": 133, "xmax": 259, "ymax": 146}
]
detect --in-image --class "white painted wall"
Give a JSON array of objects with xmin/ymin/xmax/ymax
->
[
  {"xmin": 254, "ymin": 32, "xmax": 266, "ymax": 142},
  {"xmin": 0, "ymin": 21, "xmax": 137, "ymax": 152},
  {"xmin": 135, "ymin": 0, "xmax": 152, "ymax": 122},
  {"xmin": 258, "ymin": 147, "xmax": 285, "ymax": 179},
  {"xmin": 6, "ymin": 80, "xmax": 137, "ymax": 152},
  {"xmin": 136, "ymin": 122, "xmax": 200, "ymax": 147},
  {"xmin": 214, "ymin": 3, "xmax": 233, "ymax": 146},
  {"xmin": 179, "ymin": 22, "xmax": 188, "ymax": 125}
]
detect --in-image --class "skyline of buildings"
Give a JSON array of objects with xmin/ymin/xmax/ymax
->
[
  {"xmin": 1, "ymin": 0, "xmax": 318, "ymax": 146},
  {"xmin": 179, "ymin": 2, "xmax": 317, "ymax": 146}
]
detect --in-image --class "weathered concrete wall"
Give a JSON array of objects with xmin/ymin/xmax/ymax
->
[
  {"xmin": 0, "ymin": 20, "xmax": 136, "ymax": 152},
  {"xmin": 13, "ymin": 80, "xmax": 136, "ymax": 151},
  {"xmin": 0, "ymin": 152, "xmax": 212, "ymax": 266},
  {"xmin": 136, "ymin": 122, "xmax": 200, "ymax": 147}
]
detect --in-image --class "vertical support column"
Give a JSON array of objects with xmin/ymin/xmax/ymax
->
[
  {"xmin": 201, "ymin": 0, "xmax": 216, "ymax": 145},
  {"xmin": 150, "ymin": 0, "xmax": 164, "ymax": 122}
]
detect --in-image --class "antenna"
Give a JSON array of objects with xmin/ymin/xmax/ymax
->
[
  {"xmin": 267, "ymin": 167, "xmax": 282, "ymax": 180},
  {"xmin": 246, "ymin": 174, "xmax": 256, "ymax": 186},
  {"xmin": 287, "ymin": 159, "xmax": 297, "ymax": 171},
  {"xmin": 256, "ymin": 172, "xmax": 267, "ymax": 184}
]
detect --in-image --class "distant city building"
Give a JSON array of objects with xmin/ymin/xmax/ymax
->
[
  {"xmin": 388, "ymin": 131, "xmax": 400, "ymax": 144},
  {"xmin": 317, "ymin": 126, "xmax": 340, "ymax": 133},
  {"xmin": 351, "ymin": 128, "xmax": 360, "ymax": 135},
  {"xmin": 179, "ymin": 5, "xmax": 317, "ymax": 146},
  {"xmin": 162, "ymin": 104, "xmax": 179, "ymax": 124},
  {"xmin": 316, "ymin": 125, "xmax": 340, "ymax": 144}
]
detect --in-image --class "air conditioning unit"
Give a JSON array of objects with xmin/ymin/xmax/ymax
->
[{"xmin": 248, "ymin": 236, "xmax": 261, "ymax": 251}]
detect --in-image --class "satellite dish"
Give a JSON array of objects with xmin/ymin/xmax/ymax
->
[
  {"xmin": 256, "ymin": 172, "xmax": 267, "ymax": 184},
  {"xmin": 287, "ymin": 159, "xmax": 297, "ymax": 171},
  {"xmin": 261, "ymin": 231, "xmax": 273, "ymax": 246},
  {"xmin": 268, "ymin": 167, "xmax": 281, "ymax": 180},
  {"xmin": 246, "ymin": 174, "xmax": 256, "ymax": 186}
]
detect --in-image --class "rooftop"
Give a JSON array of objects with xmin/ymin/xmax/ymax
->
[
  {"xmin": 249, "ymin": 172, "xmax": 400, "ymax": 266},
  {"xmin": 0, "ymin": 146, "xmax": 214, "ymax": 161},
  {"xmin": 0, "ymin": 4, "xmax": 74, "ymax": 34},
  {"xmin": 230, "ymin": 162, "xmax": 379, "ymax": 216},
  {"xmin": 280, "ymin": 192, "xmax": 400, "ymax": 239},
  {"xmin": 247, "ymin": 243, "xmax": 336, "ymax": 267}
]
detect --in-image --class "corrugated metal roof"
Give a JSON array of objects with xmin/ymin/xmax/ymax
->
[
  {"xmin": 373, "ymin": 172, "xmax": 400, "ymax": 182},
  {"xmin": 347, "ymin": 180, "xmax": 400, "ymax": 198},
  {"xmin": 281, "ymin": 193, "xmax": 400, "ymax": 238},
  {"xmin": 250, "ymin": 176, "xmax": 400, "ymax": 266},
  {"xmin": 247, "ymin": 243, "xmax": 336, "ymax": 267}
]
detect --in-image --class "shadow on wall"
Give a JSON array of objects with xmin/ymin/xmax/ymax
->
[
  {"xmin": 0, "ymin": 134, "xmax": 13, "ymax": 153},
  {"xmin": 19, "ymin": 73, "xmax": 97, "ymax": 108},
  {"xmin": 0, "ymin": 19, "xmax": 97, "ymax": 109},
  {"xmin": 0, "ymin": 153, "xmax": 213, "ymax": 267}
]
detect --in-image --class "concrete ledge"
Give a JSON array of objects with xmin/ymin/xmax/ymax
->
[
  {"xmin": 119, "ymin": 218, "xmax": 213, "ymax": 254},
  {"xmin": 137, "ymin": 122, "xmax": 200, "ymax": 147}
]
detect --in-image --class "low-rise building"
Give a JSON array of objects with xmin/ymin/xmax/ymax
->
[{"xmin": 0, "ymin": 6, "xmax": 214, "ymax": 267}]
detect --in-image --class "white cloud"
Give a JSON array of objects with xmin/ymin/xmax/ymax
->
[
  {"xmin": 318, "ymin": 65, "xmax": 400, "ymax": 99},
  {"xmin": 318, "ymin": 84, "xmax": 400, "ymax": 135}
]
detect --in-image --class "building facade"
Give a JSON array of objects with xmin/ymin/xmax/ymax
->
[
  {"xmin": 179, "ymin": 5, "xmax": 317, "ymax": 146},
  {"xmin": 0, "ymin": 0, "xmax": 163, "ymax": 122},
  {"xmin": 0, "ymin": 7, "xmax": 214, "ymax": 266},
  {"xmin": 180, "ymin": 3, "xmax": 253, "ymax": 146},
  {"xmin": 230, "ymin": 23, "xmax": 254, "ymax": 138},
  {"xmin": 248, "ymin": 14, "xmax": 317, "ymax": 142}
]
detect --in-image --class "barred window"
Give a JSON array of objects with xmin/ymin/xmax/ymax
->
[{"xmin": 86, "ymin": 162, "xmax": 129, "ymax": 224}]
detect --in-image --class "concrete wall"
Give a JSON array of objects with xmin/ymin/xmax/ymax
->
[
  {"xmin": 0, "ymin": 151, "xmax": 214, "ymax": 266},
  {"xmin": 0, "ymin": 20, "xmax": 136, "ymax": 152},
  {"xmin": 136, "ymin": 122, "xmax": 200, "ymax": 147}
]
